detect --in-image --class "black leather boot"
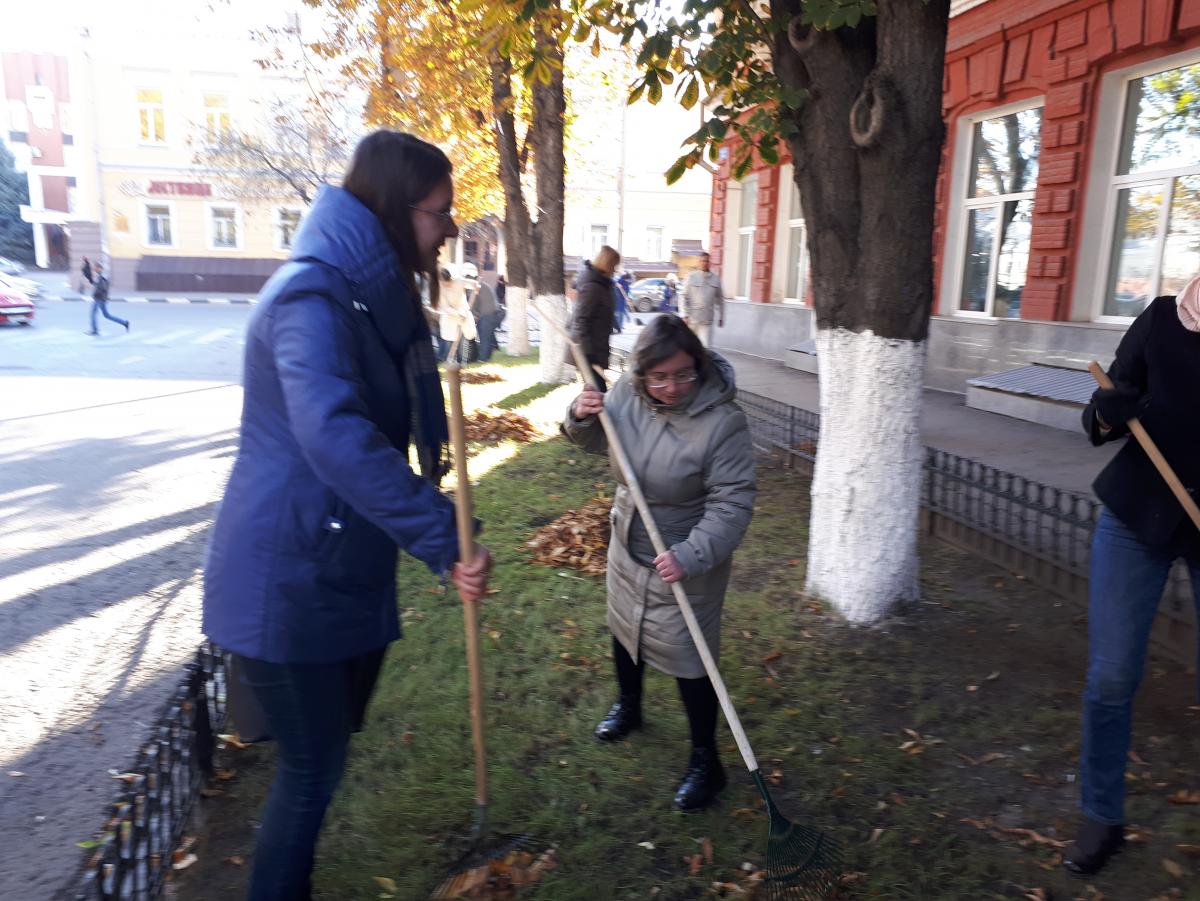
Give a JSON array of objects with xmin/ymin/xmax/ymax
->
[
  {"xmin": 1062, "ymin": 818, "xmax": 1125, "ymax": 876},
  {"xmin": 594, "ymin": 698, "xmax": 642, "ymax": 742},
  {"xmin": 673, "ymin": 746, "xmax": 727, "ymax": 811}
]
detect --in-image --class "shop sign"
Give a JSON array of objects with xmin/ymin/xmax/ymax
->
[{"xmin": 148, "ymin": 181, "xmax": 212, "ymax": 196}]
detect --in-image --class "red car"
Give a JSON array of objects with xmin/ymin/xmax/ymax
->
[{"xmin": 0, "ymin": 285, "xmax": 34, "ymax": 326}]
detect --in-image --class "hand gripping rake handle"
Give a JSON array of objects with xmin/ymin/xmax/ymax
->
[
  {"xmin": 446, "ymin": 348, "xmax": 490, "ymax": 820},
  {"xmin": 1088, "ymin": 361, "xmax": 1200, "ymax": 534},
  {"xmin": 536, "ymin": 303, "xmax": 759, "ymax": 773}
]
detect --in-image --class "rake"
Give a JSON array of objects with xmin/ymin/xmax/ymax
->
[
  {"xmin": 536, "ymin": 304, "xmax": 842, "ymax": 899},
  {"xmin": 429, "ymin": 345, "xmax": 550, "ymax": 899}
]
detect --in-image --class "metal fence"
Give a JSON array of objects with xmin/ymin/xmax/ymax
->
[
  {"xmin": 67, "ymin": 644, "xmax": 227, "ymax": 901},
  {"xmin": 739, "ymin": 389, "xmax": 1196, "ymax": 667}
]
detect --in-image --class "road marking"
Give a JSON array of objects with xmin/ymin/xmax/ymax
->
[
  {"xmin": 117, "ymin": 355, "xmax": 147, "ymax": 365},
  {"xmin": 193, "ymin": 328, "xmax": 236, "ymax": 345},
  {"xmin": 139, "ymin": 329, "xmax": 195, "ymax": 346}
]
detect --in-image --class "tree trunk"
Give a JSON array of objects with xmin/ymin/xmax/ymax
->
[
  {"xmin": 489, "ymin": 50, "xmax": 534, "ymax": 356},
  {"xmin": 773, "ymin": 0, "xmax": 950, "ymax": 622},
  {"xmin": 529, "ymin": 21, "xmax": 569, "ymax": 384}
]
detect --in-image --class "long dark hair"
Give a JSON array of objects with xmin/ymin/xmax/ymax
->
[
  {"xmin": 342, "ymin": 130, "xmax": 452, "ymax": 300},
  {"xmin": 633, "ymin": 313, "xmax": 710, "ymax": 381}
]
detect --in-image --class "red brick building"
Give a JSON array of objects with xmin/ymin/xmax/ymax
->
[{"xmin": 709, "ymin": 0, "xmax": 1200, "ymax": 407}]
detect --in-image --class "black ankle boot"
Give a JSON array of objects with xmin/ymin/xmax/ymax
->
[
  {"xmin": 673, "ymin": 746, "xmax": 727, "ymax": 811},
  {"xmin": 1062, "ymin": 818, "xmax": 1125, "ymax": 876},
  {"xmin": 594, "ymin": 698, "xmax": 642, "ymax": 742}
]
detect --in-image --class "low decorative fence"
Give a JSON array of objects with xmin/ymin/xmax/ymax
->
[
  {"xmin": 739, "ymin": 390, "xmax": 1196, "ymax": 668},
  {"xmin": 66, "ymin": 644, "xmax": 227, "ymax": 900}
]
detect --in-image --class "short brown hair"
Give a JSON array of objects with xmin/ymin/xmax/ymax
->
[
  {"xmin": 593, "ymin": 245, "xmax": 621, "ymax": 273},
  {"xmin": 633, "ymin": 313, "xmax": 710, "ymax": 381}
]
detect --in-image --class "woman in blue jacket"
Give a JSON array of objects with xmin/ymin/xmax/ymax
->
[{"xmin": 203, "ymin": 131, "xmax": 492, "ymax": 900}]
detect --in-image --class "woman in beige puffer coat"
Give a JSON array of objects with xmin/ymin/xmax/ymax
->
[{"xmin": 563, "ymin": 313, "xmax": 756, "ymax": 811}]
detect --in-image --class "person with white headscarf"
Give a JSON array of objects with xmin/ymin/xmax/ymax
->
[{"xmin": 1064, "ymin": 280, "xmax": 1200, "ymax": 876}]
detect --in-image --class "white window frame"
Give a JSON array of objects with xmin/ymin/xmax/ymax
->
[
  {"xmin": 942, "ymin": 97, "xmax": 1043, "ymax": 319},
  {"xmin": 141, "ymin": 199, "xmax": 177, "ymax": 249},
  {"xmin": 136, "ymin": 86, "xmax": 168, "ymax": 146},
  {"xmin": 1088, "ymin": 50, "xmax": 1200, "ymax": 323},
  {"xmin": 206, "ymin": 202, "xmax": 243, "ymax": 251},
  {"xmin": 736, "ymin": 174, "xmax": 758, "ymax": 300},
  {"xmin": 275, "ymin": 206, "xmax": 304, "ymax": 252},
  {"xmin": 782, "ymin": 179, "xmax": 809, "ymax": 305},
  {"xmin": 202, "ymin": 91, "xmax": 232, "ymax": 144},
  {"xmin": 588, "ymin": 224, "xmax": 609, "ymax": 257},
  {"xmin": 645, "ymin": 225, "xmax": 665, "ymax": 261}
]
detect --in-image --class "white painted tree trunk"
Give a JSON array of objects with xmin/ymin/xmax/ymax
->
[
  {"xmin": 805, "ymin": 327, "xmax": 927, "ymax": 623},
  {"xmin": 505, "ymin": 286, "xmax": 530, "ymax": 357},
  {"xmin": 535, "ymin": 293, "xmax": 573, "ymax": 385}
]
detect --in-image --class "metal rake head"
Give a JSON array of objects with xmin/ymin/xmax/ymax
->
[{"xmin": 430, "ymin": 833, "xmax": 551, "ymax": 900}]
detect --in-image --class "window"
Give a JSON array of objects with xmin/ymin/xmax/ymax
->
[
  {"xmin": 137, "ymin": 87, "xmax": 166, "ymax": 144},
  {"xmin": 1102, "ymin": 61, "xmax": 1200, "ymax": 317},
  {"xmin": 9, "ymin": 99, "xmax": 28, "ymax": 132},
  {"xmin": 736, "ymin": 175, "xmax": 758, "ymax": 299},
  {"xmin": 203, "ymin": 93, "xmax": 231, "ymax": 143},
  {"xmin": 589, "ymin": 224, "xmax": 609, "ymax": 256},
  {"xmin": 26, "ymin": 87, "xmax": 55, "ymax": 129},
  {"xmin": 645, "ymin": 226, "xmax": 665, "ymax": 261},
  {"xmin": 145, "ymin": 203, "xmax": 173, "ymax": 246},
  {"xmin": 208, "ymin": 205, "xmax": 240, "ymax": 250},
  {"xmin": 784, "ymin": 182, "xmax": 809, "ymax": 303},
  {"xmin": 277, "ymin": 207, "xmax": 302, "ymax": 250},
  {"xmin": 957, "ymin": 106, "xmax": 1041, "ymax": 317}
]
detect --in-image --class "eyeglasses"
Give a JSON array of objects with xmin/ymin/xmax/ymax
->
[
  {"xmin": 644, "ymin": 370, "xmax": 699, "ymax": 390},
  {"xmin": 409, "ymin": 204, "xmax": 457, "ymax": 226}
]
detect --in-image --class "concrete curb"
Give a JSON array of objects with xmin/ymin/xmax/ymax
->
[{"xmin": 41, "ymin": 295, "xmax": 257, "ymax": 305}]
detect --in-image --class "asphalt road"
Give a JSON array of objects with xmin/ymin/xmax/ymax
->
[{"xmin": 0, "ymin": 299, "xmax": 251, "ymax": 897}]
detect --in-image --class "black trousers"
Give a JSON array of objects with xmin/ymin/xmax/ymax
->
[{"xmin": 612, "ymin": 635, "xmax": 718, "ymax": 750}]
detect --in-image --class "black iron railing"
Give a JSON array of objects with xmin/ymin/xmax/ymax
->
[{"xmin": 68, "ymin": 644, "xmax": 227, "ymax": 901}]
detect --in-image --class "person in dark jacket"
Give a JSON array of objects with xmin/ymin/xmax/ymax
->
[
  {"xmin": 80, "ymin": 256, "xmax": 93, "ymax": 289},
  {"xmin": 1063, "ymin": 287, "xmax": 1200, "ymax": 877},
  {"xmin": 203, "ymin": 130, "xmax": 492, "ymax": 901},
  {"xmin": 85, "ymin": 263, "xmax": 129, "ymax": 335},
  {"xmin": 568, "ymin": 245, "xmax": 619, "ymax": 384},
  {"xmin": 494, "ymin": 274, "xmax": 507, "ymax": 329}
]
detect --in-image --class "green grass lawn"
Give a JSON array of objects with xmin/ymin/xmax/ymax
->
[{"xmin": 175, "ymin": 360, "xmax": 1200, "ymax": 901}]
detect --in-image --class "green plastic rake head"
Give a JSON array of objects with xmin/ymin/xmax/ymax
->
[{"xmin": 753, "ymin": 771, "xmax": 842, "ymax": 900}]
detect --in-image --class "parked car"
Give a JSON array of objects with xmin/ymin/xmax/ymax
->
[
  {"xmin": 630, "ymin": 277, "xmax": 676, "ymax": 312},
  {"xmin": 0, "ymin": 256, "xmax": 26, "ymax": 276},
  {"xmin": 0, "ymin": 284, "xmax": 35, "ymax": 326},
  {"xmin": 0, "ymin": 272, "xmax": 42, "ymax": 300}
]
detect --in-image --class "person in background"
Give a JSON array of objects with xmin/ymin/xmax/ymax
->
[
  {"xmin": 85, "ymin": 263, "xmax": 130, "ymax": 336},
  {"xmin": 495, "ymin": 274, "xmax": 508, "ymax": 330},
  {"xmin": 563, "ymin": 314, "xmax": 756, "ymax": 811},
  {"xmin": 1063, "ymin": 279, "xmax": 1200, "ymax": 877},
  {"xmin": 568, "ymin": 245, "xmax": 619, "ymax": 387},
  {"xmin": 612, "ymin": 271, "xmax": 630, "ymax": 334},
  {"xmin": 682, "ymin": 253, "xmax": 724, "ymax": 348},
  {"xmin": 80, "ymin": 256, "xmax": 94, "ymax": 294},
  {"xmin": 438, "ymin": 268, "xmax": 477, "ymax": 363},
  {"xmin": 471, "ymin": 277, "xmax": 500, "ymax": 362},
  {"xmin": 203, "ymin": 130, "xmax": 492, "ymax": 901}
]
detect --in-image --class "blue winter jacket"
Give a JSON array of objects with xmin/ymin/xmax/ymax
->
[{"xmin": 203, "ymin": 186, "xmax": 460, "ymax": 664}]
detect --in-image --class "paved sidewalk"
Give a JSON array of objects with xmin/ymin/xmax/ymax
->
[{"xmin": 612, "ymin": 333, "xmax": 1116, "ymax": 496}]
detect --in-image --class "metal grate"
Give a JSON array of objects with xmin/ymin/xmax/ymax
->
[{"xmin": 967, "ymin": 365, "xmax": 1096, "ymax": 405}]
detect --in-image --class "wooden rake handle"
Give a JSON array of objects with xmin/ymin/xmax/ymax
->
[
  {"xmin": 535, "ymin": 302, "xmax": 760, "ymax": 773},
  {"xmin": 1088, "ymin": 361, "xmax": 1200, "ymax": 534},
  {"xmin": 446, "ymin": 350, "xmax": 489, "ymax": 809}
]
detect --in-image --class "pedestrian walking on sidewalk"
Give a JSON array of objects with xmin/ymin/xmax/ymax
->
[
  {"xmin": 682, "ymin": 252, "xmax": 724, "ymax": 348},
  {"xmin": 562, "ymin": 314, "xmax": 756, "ymax": 811},
  {"xmin": 85, "ymin": 264, "xmax": 129, "ymax": 335},
  {"xmin": 202, "ymin": 130, "xmax": 493, "ymax": 901},
  {"xmin": 568, "ymin": 245, "xmax": 619, "ymax": 387},
  {"xmin": 1064, "ymin": 282, "xmax": 1200, "ymax": 877}
]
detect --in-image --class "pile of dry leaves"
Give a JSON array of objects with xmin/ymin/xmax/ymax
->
[
  {"xmin": 464, "ymin": 410, "xmax": 539, "ymax": 443},
  {"xmin": 527, "ymin": 496, "xmax": 612, "ymax": 576},
  {"xmin": 458, "ymin": 371, "xmax": 505, "ymax": 385},
  {"xmin": 427, "ymin": 848, "xmax": 558, "ymax": 899}
]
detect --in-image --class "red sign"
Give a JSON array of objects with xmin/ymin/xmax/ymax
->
[{"xmin": 148, "ymin": 181, "xmax": 211, "ymax": 196}]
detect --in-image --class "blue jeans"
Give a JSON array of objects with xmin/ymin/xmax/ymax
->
[
  {"xmin": 236, "ymin": 649, "xmax": 385, "ymax": 901},
  {"xmin": 1081, "ymin": 509, "xmax": 1200, "ymax": 824},
  {"xmin": 90, "ymin": 299, "xmax": 128, "ymax": 332}
]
